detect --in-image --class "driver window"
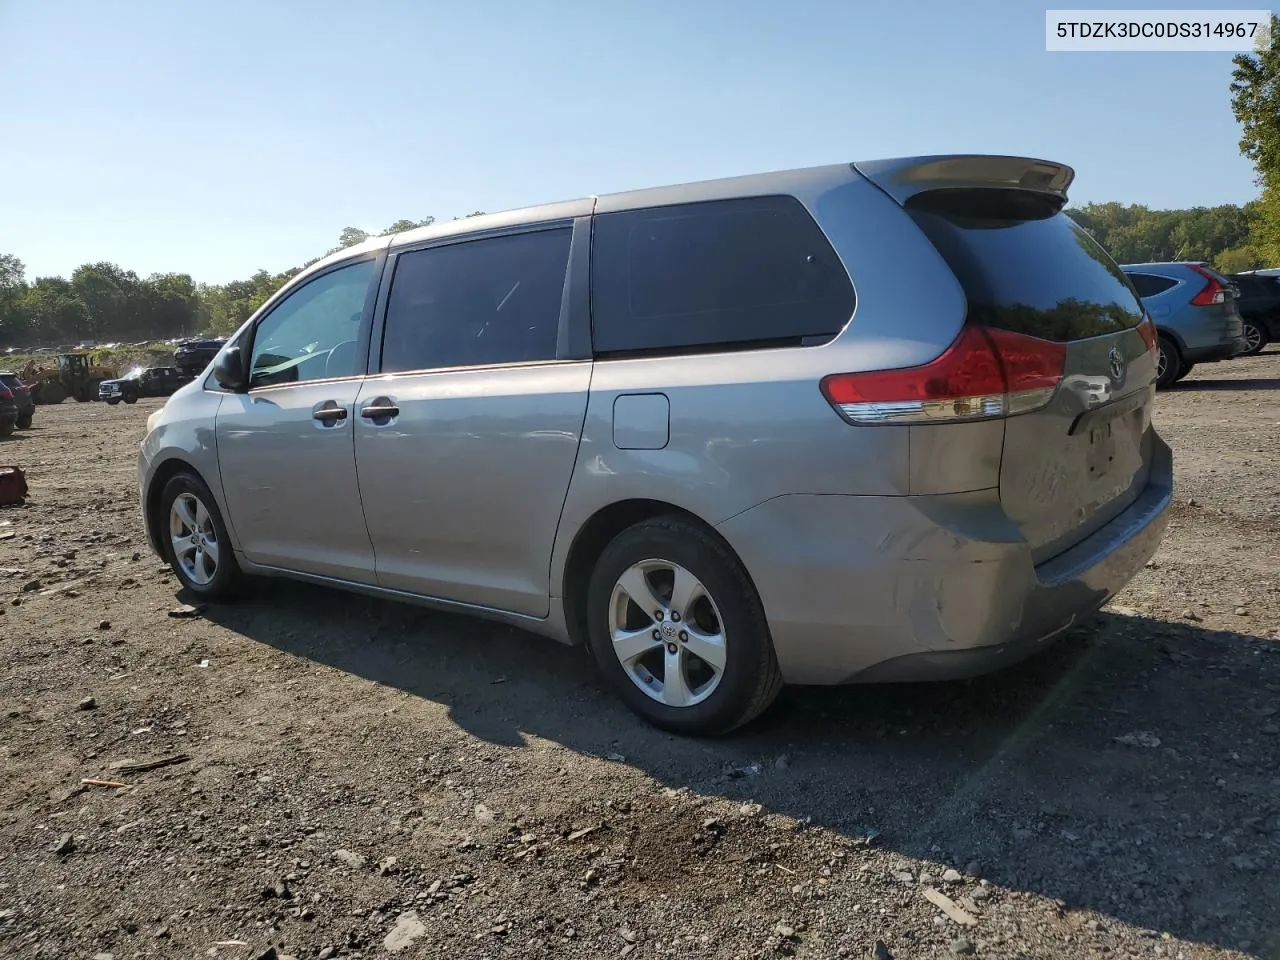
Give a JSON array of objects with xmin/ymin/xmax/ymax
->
[{"xmin": 249, "ymin": 259, "xmax": 376, "ymax": 388}]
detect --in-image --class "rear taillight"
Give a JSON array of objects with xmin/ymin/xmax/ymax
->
[
  {"xmin": 820, "ymin": 326, "xmax": 1066, "ymax": 425},
  {"xmin": 1136, "ymin": 313, "xmax": 1159, "ymax": 354},
  {"xmin": 0, "ymin": 387, "xmax": 11, "ymax": 401},
  {"xmin": 1187, "ymin": 263, "xmax": 1225, "ymax": 306}
]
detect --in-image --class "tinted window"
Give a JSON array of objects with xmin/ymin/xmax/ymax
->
[
  {"xmin": 249, "ymin": 259, "xmax": 375, "ymax": 388},
  {"xmin": 381, "ymin": 229, "xmax": 570, "ymax": 372},
  {"xmin": 908, "ymin": 189, "xmax": 1142, "ymax": 341},
  {"xmin": 1127, "ymin": 273, "xmax": 1178, "ymax": 298},
  {"xmin": 1234, "ymin": 276, "xmax": 1279, "ymax": 300},
  {"xmin": 591, "ymin": 196, "xmax": 855, "ymax": 355}
]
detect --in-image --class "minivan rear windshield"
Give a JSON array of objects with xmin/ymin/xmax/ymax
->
[{"xmin": 906, "ymin": 188, "xmax": 1142, "ymax": 342}]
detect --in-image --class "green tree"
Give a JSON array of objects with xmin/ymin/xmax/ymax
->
[
  {"xmin": 1069, "ymin": 202, "xmax": 1255, "ymax": 263},
  {"xmin": 335, "ymin": 227, "xmax": 370, "ymax": 249},
  {"xmin": 380, "ymin": 217, "xmax": 435, "ymax": 235},
  {"xmin": 21, "ymin": 277, "xmax": 89, "ymax": 343},
  {"xmin": 70, "ymin": 262, "xmax": 140, "ymax": 339},
  {"xmin": 1214, "ymin": 244, "xmax": 1262, "ymax": 273},
  {"xmin": 0, "ymin": 254, "xmax": 29, "ymax": 345},
  {"xmin": 0, "ymin": 253, "xmax": 23, "ymax": 290},
  {"xmin": 1230, "ymin": 15, "xmax": 1280, "ymax": 264}
]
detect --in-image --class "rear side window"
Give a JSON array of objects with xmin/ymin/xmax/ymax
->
[
  {"xmin": 381, "ymin": 228, "xmax": 571, "ymax": 372},
  {"xmin": 591, "ymin": 196, "xmax": 855, "ymax": 355},
  {"xmin": 1127, "ymin": 273, "xmax": 1178, "ymax": 298},
  {"xmin": 1235, "ymin": 276, "xmax": 1279, "ymax": 299},
  {"xmin": 907, "ymin": 189, "xmax": 1142, "ymax": 341}
]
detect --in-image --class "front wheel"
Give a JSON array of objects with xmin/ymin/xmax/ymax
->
[
  {"xmin": 585, "ymin": 516, "xmax": 782, "ymax": 736},
  {"xmin": 1156, "ymin": 336, "xmax": 1182, "ymax": 389},
  {"xmin": 159, "ymin": 472, "xmax": 242, "ymax": 601},
  {"xmin": 1241, "ymin": 319, "xmax": 1267, "ymax": 355}
]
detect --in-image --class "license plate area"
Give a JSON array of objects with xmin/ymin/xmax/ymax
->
[{"xmin": 1086, "ymin": 420, "xmax": 1115, "ymax": 478}]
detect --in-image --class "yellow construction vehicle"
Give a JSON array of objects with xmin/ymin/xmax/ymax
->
[{"xmin": 29, "ymin": 353, "xmax": 119, "ymax": 405}]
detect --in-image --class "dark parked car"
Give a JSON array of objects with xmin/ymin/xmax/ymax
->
[
  {"xmin": 1228, "ymin": 272, "xmax": 1280, "ymax": 354},
  {"xmin": 98, "ymin": 366, "xmax": 186, "ymax": 405},
  {"xmin": 173, "ymin": 338, "xmax": 227, "ymax": 379},
  {"xmin": 0, "ymin": 372, "xmax": 34, "ymax": 428},
  {"xmin": 0, "ymin": 384, "xmax": 16, "ymax": 437}
]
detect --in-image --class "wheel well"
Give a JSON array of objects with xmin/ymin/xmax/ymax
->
[
  {"xmin": 1157, "ymin": 329, "xmax": 1184, "ymax": 355},
  {"xmin": 144, "ymin": 459, "xmax": 201, "ymax": 556},
  {"xmin": 560, "ymin": 499, "xmax": 743, "ymax": 647}
]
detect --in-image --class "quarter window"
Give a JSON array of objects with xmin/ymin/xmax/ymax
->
[
  {"xmin": 381, "ymin": 229, "xmax": 571, "ymax": 372},
  {"xmin": 1125, "ymin": 272, "xmax": 1178, "ymax": 298},
  {"xmin": 590, "ymin": 196, "xmax": 856, "ymax": 355},
  {"xmin": 248, "ymin": 259, "xmax": 376, "ymax": 388}
]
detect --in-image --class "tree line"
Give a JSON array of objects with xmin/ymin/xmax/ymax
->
[
  {"xmin": 0, "ymin": 216, "xmax": 457, "ymax": 349},
  {"xmin": 1, "ymin": 21, "xmax": 1277, "ymax": 352}
]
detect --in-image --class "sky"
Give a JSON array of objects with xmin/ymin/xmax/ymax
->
[{"xmin": 0, "ymin": 0, "xmax": 1263, "ymax": 284}]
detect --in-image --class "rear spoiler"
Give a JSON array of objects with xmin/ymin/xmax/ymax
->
[{"xmin": 852, "ymin": 155, "xmax": 1075, "ymax": 207}]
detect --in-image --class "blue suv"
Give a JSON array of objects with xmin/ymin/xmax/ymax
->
[{"xmin": 1121, "ymin": 262, "xmax": 1247, "ymax": 387}]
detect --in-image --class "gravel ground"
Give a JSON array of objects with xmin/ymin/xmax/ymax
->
[{"xmin": 1, "ymin": 352, "xmax": 1278, "ymax": 960}]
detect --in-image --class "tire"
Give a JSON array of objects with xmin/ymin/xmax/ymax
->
[
  {"xmin": 1241, "ymin": 319, "xmax": 1267, "ymax": 356},
  {"xmin": 38, "ymin": 382, "xmax": 66, "ymax": 405},
  {"xmin": 585, "ymin": 516, "xmax": 783, "ymax": 736},
  {"xmin": 158, "ymin": 472, "xmax": 242, "ymax": 601},
  {"xmin": 16, "ymin": 414, "xmax": 31, "ymax": 429},
  {"xmin": 123, "ymin": 394, "xmax": 137, "ymax": 404},
  {"xmin": 1173, "ymin": 362, "xmax": 1195, "ymax": 383},
  {"xmin": 106, "ymin": 399, "xmax": 120, "ymax": 406},
  {"xmin": 1156, "ymin": 335, "xmax": 1181, "ymax": 389},
  {"xmin": 0, "ymin": 421, "xmax": 12, "ymax": 438}
]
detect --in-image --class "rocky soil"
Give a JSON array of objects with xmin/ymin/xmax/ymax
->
[{"xmin": 1, "ymin": 352, "xmax": 1278, "ymax": 960}]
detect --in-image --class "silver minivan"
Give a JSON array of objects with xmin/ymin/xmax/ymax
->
[{"xmin": 139, "ymin": 156, "xmax": 1172, "ymax": 735}]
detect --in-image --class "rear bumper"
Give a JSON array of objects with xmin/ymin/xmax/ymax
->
[
  {"xmin": 1183, "ymin": 337, "xmax": 1248, "ymax": 363},
  {"xmin": 717, "ymin": 436, "xmax": 1173, "ymax": 685}
]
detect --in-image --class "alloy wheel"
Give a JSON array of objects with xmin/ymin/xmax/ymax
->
[
  {"xmin": 608, "ymin": 559, "xmax": 727, "ymax": 708},
  {"xmin": 169, "ymin": 492, "xmax": 219, "ymax": 586}
]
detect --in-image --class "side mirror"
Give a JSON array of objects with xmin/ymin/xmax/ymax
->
[{"xmin": 212, "ymin": 346, "xmax": 247, "ymax": 392}]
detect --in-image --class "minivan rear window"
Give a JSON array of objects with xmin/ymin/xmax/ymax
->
[
  {"xmin": 907, "ymin": 188, "xmax": 1142, "ymax": 342},
  {"xmin": 591, "ymin": 196, "xmax": 855, "ymax": 355}
]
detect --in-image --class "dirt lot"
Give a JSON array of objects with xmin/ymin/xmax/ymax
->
[{"xmin": 1, "ymin": 353, "xmax": 1278, "ymax": 960}]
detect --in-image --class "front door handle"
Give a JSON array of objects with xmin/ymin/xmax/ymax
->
[
  {"xmin": 312, "ymin": 402, "xmax": 347, "ymax": 424},
  {"xmin": 360, "ymin": 398, "xmax": 400, "ymax": 420}
]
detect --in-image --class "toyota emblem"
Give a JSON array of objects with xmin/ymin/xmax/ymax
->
[{"xmin": 1107, "ymin": 346, "xmax": 1124, "ymax": 383}]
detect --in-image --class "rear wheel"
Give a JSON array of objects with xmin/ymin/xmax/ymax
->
[
  {"xmin": 1156, "ymin": 335, "xmax": 1181, "ymax": 389},
  {"xmin": 585, "ymin": 516, "xmax": 782, "ymax": 736},
  {"xmin": 1173, "ymin": 362, "xmax": 1195, "ymax": 383},
  {"xmin": 159, "ymin": 472, "xmax": 242, "ymax": 601},
  {"xmin": 123, "ymin": 394, "xmax": 137, "ymax": 404},
  {"xmin": 0, "ymin": 421, "xmax": 12, "ymax": 438},
  {"xmin": 1241, "ymin": 319, "xmax": 1267, "ymax": 355}
]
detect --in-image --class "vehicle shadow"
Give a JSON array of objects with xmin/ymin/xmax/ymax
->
[
  {"xmin": 202, "ymin": 583, "xmax": 1280, "ymax": 956},
  {"xmin": 1173, "ymin": 377, "xmax": 1280, "ymax": 392}
]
